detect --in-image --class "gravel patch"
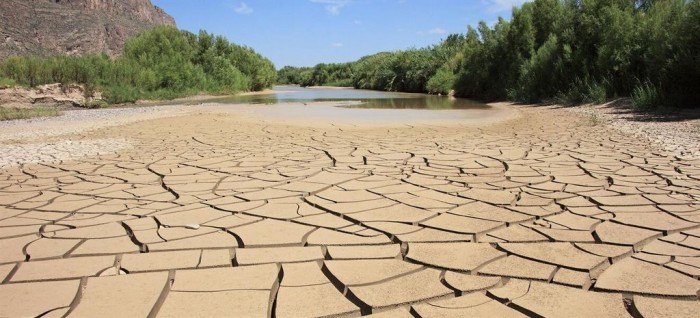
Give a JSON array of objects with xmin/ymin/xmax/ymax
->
[
  {"xmin": 0, "ymin": 104, "xmax": 194, "ymax": 167},
  {"xmin": 0, "ymin": 105, "xmax": 192, "ymax": 142},
  {"xmin": 564, "ymin": 101, "xmax": 700, "ymax": 159}
]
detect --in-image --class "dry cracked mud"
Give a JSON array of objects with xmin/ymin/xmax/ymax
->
[{"xmin": 0, "ymin": 102, "xmax": 699, "ymax": 317}]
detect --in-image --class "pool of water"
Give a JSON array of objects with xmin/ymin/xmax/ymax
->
[{"xmin": 195, "ymin": 85, "xmax": 489, "ymax": 110}]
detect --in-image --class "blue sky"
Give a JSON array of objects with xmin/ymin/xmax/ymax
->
[{"xmin": 151, "ymin": 0, "xmax": 530, "ymax": 68}]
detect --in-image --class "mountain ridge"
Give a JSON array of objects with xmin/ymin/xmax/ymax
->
[{"xmin": 0, "ymin": 0, "xmax": 176, "ymax": 59}]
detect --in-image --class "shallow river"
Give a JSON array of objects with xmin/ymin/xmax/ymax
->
[
  {"xmin": 180, "ymin": 86, "xmax": 510, "ymax": 125},
  {"xmin": 200, "ymin": 85, "xmax": 488, "ymax": 110}
]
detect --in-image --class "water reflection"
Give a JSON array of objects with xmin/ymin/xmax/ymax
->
[
  {"xmin": 342, "ymin": 96, "xmax": 485, "ymax": 110},
  {"xmin": 197, "ymin": 86, "xmax": 489, "ymax": 110}
]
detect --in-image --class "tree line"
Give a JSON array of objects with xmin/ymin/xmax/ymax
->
[
  {"xmin": 279, "ymin": 0, "xmax": 699, "ymax": 109},
  {"xmin": 277, "ymin": 35, "xmax": 461, "ymax": 95},
  {"xmin": 0, "ymin": 26, "xmax": 277, "ymax": 103}
]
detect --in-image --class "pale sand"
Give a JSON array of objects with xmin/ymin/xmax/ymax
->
[
  {"xmin": 134, "ymin": 89, "xmax": 283, "ymax": 106},
  {"xmin": 0, "ymin": 102, "xmax": 698, "ymax": 317}
]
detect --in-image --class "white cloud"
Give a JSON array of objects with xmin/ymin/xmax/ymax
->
[
  {"xmin": 310, "ymin": 0, "xmax": 350, "ymax": 15},
  {"xmin": 234, "ymin": 2, "xmax": 253, "ymax": 14},
  {"xmin": 416, "ymin": 27, "xmax": 447, "ymax": 36},
  {"xmin": 429, "ymin": 28, "xmax": 447, "ymax": 35},
  {"xmin": 485, "ymin": 0, "xmax": 531, "ymax": 12},
  {"xmin": 331, "ymin": 42, "xmax": 344, "ymax": 48},
  {"xmin": 353, "ymin": 20, "xmax": 363, "ymax": 25}
]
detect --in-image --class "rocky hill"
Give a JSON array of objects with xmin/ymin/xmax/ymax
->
[{"xmin": 0, "ymin": 0, "xmax": 175, "ymax": 59}]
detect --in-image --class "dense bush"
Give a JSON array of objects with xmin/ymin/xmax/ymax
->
[
  {"xmin": 277, "ymin": 63, "xmax": 355, "ymax": 87},
  {"xmin": 453, "ymin": 0, "xmax": 699, "ymax": 108},
  {"xmin": 554, "ymin": 78, "xmax": 609, "ymax": 105},
  {"xmin": 103, "ymin": 84, "xmax": 140, "ymax": 104},
  {"xmin": 426, "ymin": 68, "xmax": 455, "ymax": 95},
  {"xmin": 631, "ymin": 81, "xmax": 662, "ymax": 111},
  {"xmin": 0, "ymin": 76, "xmax": 16, "ymax": 87},
  {"xmin": 277, "ymin": 66, "xmax": 310, "ymax": 85},
  {"xmin": 0, "ymin": 26, "xmax": 276, "ymax": 103},
  {"xmin": 0, "ymin": 107, "xmax": 61, "ymax": 121},
  {"xmin": 278, "ymin": 35, "xmax": 463, "ymax": 94}
]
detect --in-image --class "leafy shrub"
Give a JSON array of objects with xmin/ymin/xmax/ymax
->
[
  {"xmin": 588, "ymin": 112, "xmax": 603, "ymax": 126},
  {"xmin": 426, "ymin": 68, "xmax": 455, "ymax": 95},
  {"xmin": 0, "ymin": 107, "xmax": 61, "ymax": 121},
  {"xmin": 325, "ymin": 78, "xmax": 354, "ymax": 87},
  {"xmin": 508, "ymin": 34, "xmax": 568, "ymax": 103},
  {"xmin": 0, "ymin": 77, "xmax": 16, "ymax": 88},
  {"xmin": 103, "ymin": 85, "xmax": 139, "ymax": 104},
  {"xmin": 555, "ymin": 78, "xmax": 608, "ymax": 105},
  {"xmin": 85, "ymin": 100, "xmax": 109, "ymax": 109},
  {"xmin": 631, "ymin": 81, "xmax": 662, "ymax": 110}
]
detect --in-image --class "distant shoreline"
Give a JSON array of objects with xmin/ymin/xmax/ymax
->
[
  {"xmin": 305, "ymin": 86, "xmax": 354, "ymax": 90},
  {"xmin": 135, "ymin": 86, "xmax": 359, "ymax": 106}
]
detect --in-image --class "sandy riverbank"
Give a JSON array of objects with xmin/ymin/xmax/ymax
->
[{"xmin": 133, "ymin": 89, "xmax": 280, "ymax": 106}]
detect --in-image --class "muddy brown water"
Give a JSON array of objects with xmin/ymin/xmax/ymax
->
[
  {"xmin": 185, "ymin": 85, "xmax": 489, "ymax": 110},
  {"xmin": 175, "ymin": 85, "xmax": 500, "ymax": 125}
]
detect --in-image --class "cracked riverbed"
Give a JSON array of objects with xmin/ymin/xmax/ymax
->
[{"xmin": 0, "ymin": 100, "xmax": 698, "ymax": 317}]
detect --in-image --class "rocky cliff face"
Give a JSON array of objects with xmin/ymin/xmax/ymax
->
[{"xmin": 0, "ymin": 0, "xmax": 176, "ymax": 59}]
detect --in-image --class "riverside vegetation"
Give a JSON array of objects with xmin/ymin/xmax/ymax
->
[
  {"xmin": 0, "ymin": 26, "xmax": 276, "ymax": 104},
  {"xmin": 0, "ymin": 107, "xmax": 61, "ymax": 121},
  {"xmin": 278, "ymin": 0, "xmax": 699, "ymax": 110},
  {"xmin": 1, "ymin": 1, "xmax": 696, "ymax": 111}
]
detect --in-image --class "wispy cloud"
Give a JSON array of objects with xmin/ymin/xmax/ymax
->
[
  {"xmin": 484, "ymin": 0, "xmax": 531, "ymax": 12},
  {"xmin": 353, "ymin": 20, "xmax": 363, "ymax": 25},
  {"xmin": 429, "ymin": 28, "xmax": 447, "ymax": 35},
  {"xmin": 417, "ymin": 27, "xmax": 447, "ymax": 36},
  {"xmin": 233, "ymin": 2, "xmax": 253, "ymax": 15},
  {"xmin": 310, "ymin": 0, "xmax": 350, "ymax": 15},
  {"xmin": 331, "ymin": 42, "xmax": 344, "ymax": 48}
]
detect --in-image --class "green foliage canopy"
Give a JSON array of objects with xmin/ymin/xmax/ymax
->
[
  {"xmin": 0, "ymin": 26, "xmax": 276, "ymax": 103},
  {"xmin": 278, "ymin": 0, "xmax": 699, "ymax": 109}
]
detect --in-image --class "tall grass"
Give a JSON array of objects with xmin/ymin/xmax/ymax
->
[
  {"xmin": 631, "ymin": 82, "xmax": 662, "ymax": 111},
  {"xmin": 102, "ymin": 85, "xmax": 140, "ymax": 104},
  {"xmin": 554, "ymin": 79, "xmax": 608, "ymax": 106},
  {"xmin": 0, "ymin": 77, "xmax": 16, "ymax": 87},
  {"xmin": 0, "ymin": 107, "xmax": 61, "ymax": 121}
]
